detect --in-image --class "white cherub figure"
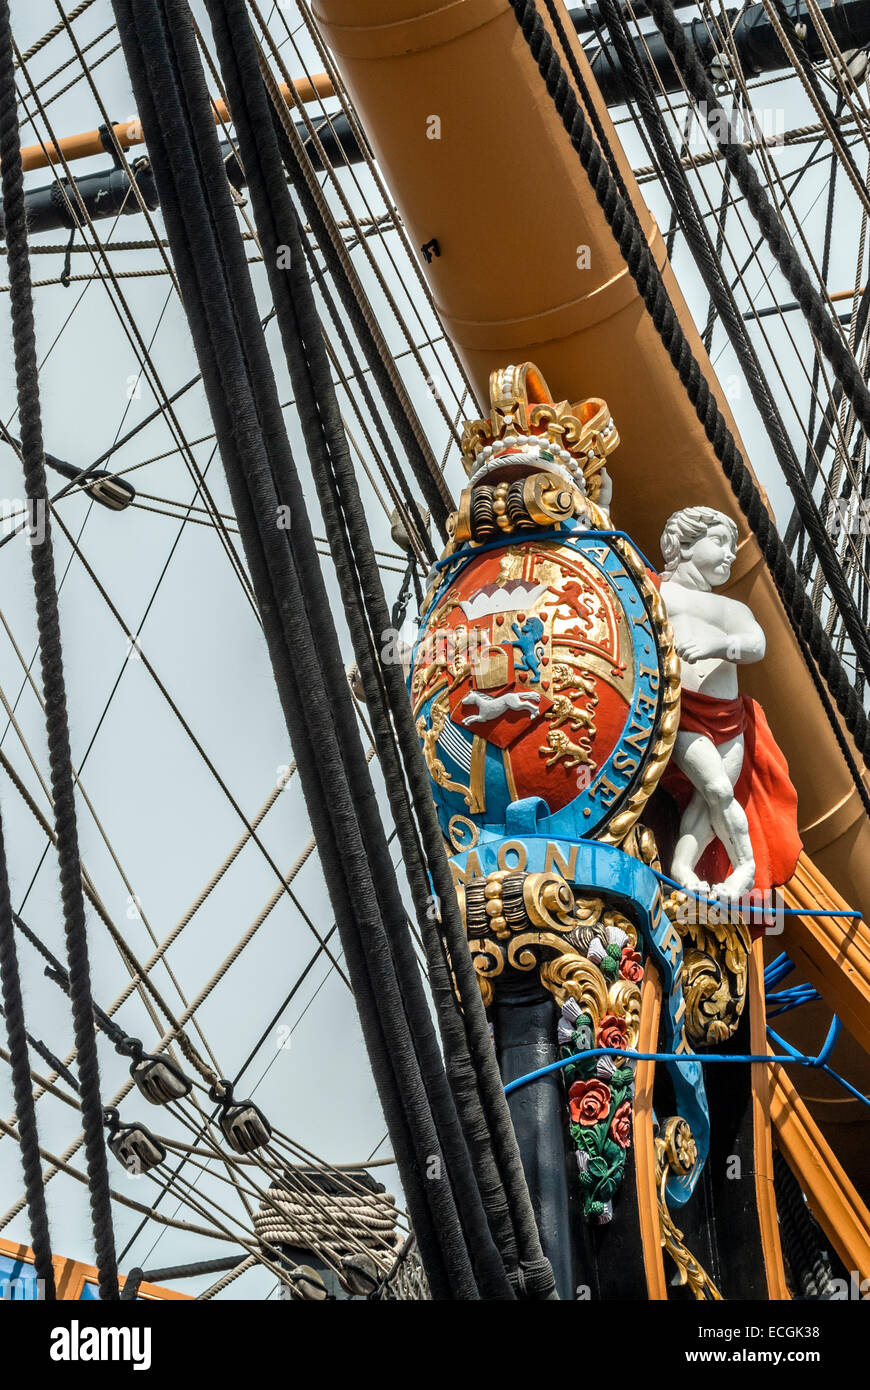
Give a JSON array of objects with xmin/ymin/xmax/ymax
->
[{"xmin": 660, "ymin": 506, "xmax": 766, "ymax": 899}]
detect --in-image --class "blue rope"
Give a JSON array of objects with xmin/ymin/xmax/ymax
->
[
  {"xmin": 766, "ymin": 984, "xmax": 822, "ymax": 1016},
  {"xmin": 764, "ymin": 952, "xmax": 795, "ymax": 986},
  {"xmin": 766, "ymin": 1017, "xmax": 842, "ymax": 1067},
  {"xmin": 816, "ymin": 1015, "xmax": 843, "ymax": 1064},
  {"xmin": 503, "ymin": 1033, "xmax": 869, "ymax": 1109},
  {"xmin": 764, "ymin": 950, "xmax": 820, "ymax": 1015},
  {"xmin": 653, "ymin": 869, "xmax": 861, "ymax": 918}
]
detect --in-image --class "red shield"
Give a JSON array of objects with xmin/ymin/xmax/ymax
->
[
  {"xmin": 412, "ymin": 541, "xmax": 636, "ymax": 815},
  {"xmin": 447, "ymin": 637, "xmax": 554, "ymax": 748}
]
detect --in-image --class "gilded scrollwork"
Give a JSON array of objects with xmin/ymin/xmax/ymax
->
[
  {"xmin": 654, "ymin": 1118, "xmax": 722, "ymax": 1300},
  {"xmin": 620, "ymin": 821, "xmax": 662, "ymax": 872},
  {"xmin": 461, "ymin": 364, "xmax": 619, "ymax": 493},
  {"xmin": 662, "ymin": 888, "xmax": 750, "ymax": 1046},
  {"xmin": 539, "ymin": 951, "xmax": 609, "ymax": 1017},
  {"xmin": 415, "ymin": 695, "xmax": 475, "ymax": 808},
  {"xmin": 607, "ymin": 978, "xmax": 642, "ymax": 1050},
  {"xmin": 459, "ymin": 867, "xmax": 650, "ymax": 1227},
  {"xmin": 470, "ymin": 938, "xmax": 504, "ymax": 1009},
  {"xmin": 462, "ymin": 872, "xmax": 641, "ymax": 1023}
]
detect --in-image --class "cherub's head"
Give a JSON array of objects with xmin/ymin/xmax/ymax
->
[{"xmin": 660, "ymin": 506, "xmax": 738, "ymax": 590}]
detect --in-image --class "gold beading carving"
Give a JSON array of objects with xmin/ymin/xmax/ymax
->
[{"xmin": 654, "ymin": 1118, "xmax": 722, "ymax": 1301}]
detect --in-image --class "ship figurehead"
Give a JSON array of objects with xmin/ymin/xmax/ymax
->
[{"xmin": 409, "ymin": 365, "xmax": 720, "ymax": 1289}]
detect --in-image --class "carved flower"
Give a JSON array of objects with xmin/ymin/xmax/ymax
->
[
  {"xmin": 596, "ymin": 1013, "xmax": 629, "ymax": 1051},
  {"xmin": 619, "ymin": 946, "xmax": 644, "ymax": 983},
  {"xmin": 609, "ymin": 1100, "xmax": 632, "ymax": 1150},
  {"xmin": 568, "ymin": 1079, "xmax": 611, "ymax": 1126}
]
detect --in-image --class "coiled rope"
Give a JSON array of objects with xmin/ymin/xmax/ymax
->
[
  {"xmin": 252, "ymin": 1188, "xmax": 400, "ymax": 1264},
  {"xmin": 772, "ymin": 1150, "xmax": 838, "ymax": 1299}
]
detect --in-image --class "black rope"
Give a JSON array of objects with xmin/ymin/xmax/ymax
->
[
  {"xmin": 0, "ymin": 1000, "xmax": 80, "ymax": 1093},
  {"xmin": 702, "ymin": 166, "xmax": 731, "ymax": 355},
  {"xmin": 299, "ymin": 244, "xmax": 436, "ymax": 567},
  {"xmin": 0, "ymin": 906, "xmax": 90, "ymax": 1092},
  {"xmin": 641, "ymin": 0, "xmax": 870, "ymax": 485},
  {"xmin": 142, "ymin": 1254, "xmax": 243, "ymax": 1282},
  {"xmin": 507, "ymin": 0, "xmax": 870, "ymax": 764},
  {"xmin": 0, "ymin": 0, "xmax": 119, "ymax": 1299},
  {"xmin": 59, "ymin": 225, "xmax": 75, "ymax": 289},
  {"xmin": 210, "ymin": 0, "xmax": 557, "ymax": 1298},
  {"xmin": 120, "ymin": 1257, "xmax": 253, "ymax": 1300},
  {"xmin": 203, "ymin": 0, "xmax": 545, "ymax": 1298},
  {"xmin": 773, "ymin": 1151, "xmax": 837, "ymax": 1299},
  {"xmin": 111, "ymin": 0, "xmax": 514, "ymax": 1300},
  {"xmin": 114, "ymin": 0, "xmax": 457, "ymax": 1296},
  {"xmin": 543, "ymin": 0, "xmax": 646, "ymax": 231},
  {"xmin": 390, "ymin": 554, "xmax": 416, "ymax": 630},
  {"xmin": 119, "ymin": 1267, "xmax": 143, "ymax": 1301},
  {"xmin": 0, "ymin": 420, "xmax": 135, "ymax": 512},
  {"xmin": 0, "ymin": 817, "xmax": 56, "ymax": 1296},
  {"xmin": 796, "ymin": 282, "xmax": 870, "ymax": 578},
  {"xmin": 593, "ymin": 0, "xmax": 870, "ymax": 687},
  {"xmin": 785, "ymin": 98, "xmax": 842, "ymax": 568},
  {"xmin": 266, "ymin": 111, "xmax": 449, "ymax": 548},
  {"xmin": 289, "ymin": 190, "xmax": 553, "ymax": 1298},
  {"xmin": 768, "ymin": 0, "xmax": 869, "ymax": 205}
]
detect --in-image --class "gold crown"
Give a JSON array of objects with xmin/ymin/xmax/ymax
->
[{"xmin": 460, "ymin": 363, "xmax": 619, "ymax": 498}]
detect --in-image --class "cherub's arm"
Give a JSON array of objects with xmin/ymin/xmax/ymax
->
[
  {"xmin": 721, "ymin": 599, "xmax": 765, "ymax": 664},
  {"xmin": 678, "ymin": 603, "xmax": 765, "ymax": 665}
]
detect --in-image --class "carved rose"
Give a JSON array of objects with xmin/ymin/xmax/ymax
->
[
  {"xmin": 619, "ymin": 946, "xmax": 643, "ymax": 983},
  {"xmin": 596, "ymin": 1013, "xmax": 629, "ymax": 1051},
  {"xmin": 609, "ymin": 1099, "xmax": 632, "ymax": 1149},
  {"xmin": 568, "ymin": 1079, "xmax": 611, "ymax": 1126}
]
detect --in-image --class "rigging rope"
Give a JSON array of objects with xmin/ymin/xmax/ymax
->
[
  {"xmin": 16, "ymin": 0, "xmax": 99, "ymax": 66},
  {"xmin": 0, "ymin": 819, "xmax": 56, "ymax": 1296},
  {"xmin": 590, "ymin": 0, "xmax": 870, "ymax": 686},
  {"xmin": 0, "ymin": 0, "xmax": 118, "ymax": 1300},
  {"xmin": 109, "ymin": 0, "xmax": 520, "ymax": 1301},
  {"xmin": 1, "ymin": 911, "xmax": 398, "ymax": 1289},
  {"xmin": 206, "ymin": 0, "xmax": 556, "ymax": 1299},
  {"xmin": 763, "ymin": 0, "xmax": 870, "ymax": 214},
  {"xmin": 786, "ymin": 102, "xmax": 845, "ymax": 568},
  {"xmin": 300, "ymin": 245, "xmax": 434, "ymax": 565},
  {"xmin": 642, "ymin": 0, "xmax": 870, "ymax": 468},
  {"xmin": 772, "ymin": 1150, "xmax": 838, "ymax": 1299},
  {"xmin": 606, "ymin": 4, "xmax": 870, "ymax": 613},
  {"xmin": 252, "ymin": 52, "xmax": 450, "ymax": 543},
  {"xmin": 197, "ymin": 1255, "xmax": 256, "ymax": 1299},
  {"xmin": 214, "ymin": 0, "xmax": 513, "ymax": 1295},
  {"xmin": 507, "ymin": 0, "xmax": 870, "ymax": 765},
  {"xmin": 273, "ymin": 0, "xmax": 477, "ymax": 417},
  {"xmin": 6, "ymin": 890, "xmax": 391, "ymax": 1282}
]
